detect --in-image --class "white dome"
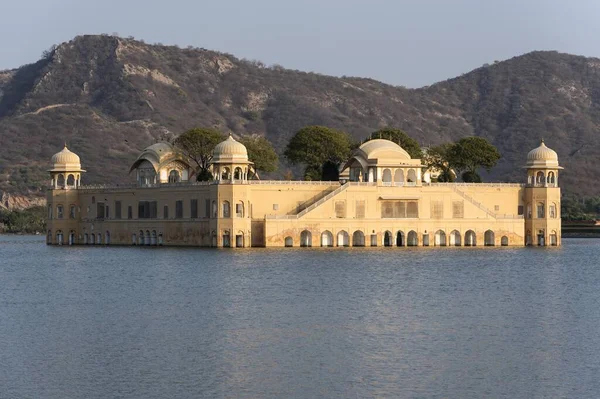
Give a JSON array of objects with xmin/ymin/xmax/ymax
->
[
  {"xmin": 357, "ymin": 139, "xmax": 411, "ymax": 160},
  {"xmin": 526, "ymin": 140, "xmax": 560, "ymax": 167},
  {"xmin": 212, "ymin": 134, "xmax": 249, "ymax": 163},
  {"xmin": 49, "ymin": 145, "xmax": 83, "ymax": 171}
]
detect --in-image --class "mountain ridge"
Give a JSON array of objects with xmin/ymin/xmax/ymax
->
[{"xmin": 1, "ymin": 35, "xmax": 599, "ymax": 206}]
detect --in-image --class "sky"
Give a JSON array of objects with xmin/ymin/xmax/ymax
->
[{"xmin": 2, "ymin": 0, "xmax": 600, "ymax": 88}]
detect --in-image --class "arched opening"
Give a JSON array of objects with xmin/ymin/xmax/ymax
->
[
  {"xmin": 337, "ymin": 230, "xmax": 350, "ymax": 247},
  {"xmin": 66, "ymin": 174, "xmax": 75, "ymax": 187},
  {"xmin": 394, "ymin": 169, "xmax": 404, "ymax": 185},
  {"xmin": 234, "ymin": 167, "xmax": 243, "ymax": 180},
  {"xmin": 300, "ymin": 230, "xmax": 312, "ymax": 247},
  {"xmin": 69, "ymin": 230, "xmax": 75, "ymax": 245},
  {"xmin": 222, "ymin": 201, "xmax": 231, "ymax": 218},
  {"xmin": 96, "ymin": 233, "xmax": 102, "ymax": 245},
  {"xmin": 450, "ymin": 230, "xmax": 461, "ymax": 246},
  {"xmin": 84, "ymin": 233, "xmax": 88, "ymax": 245},
  {"xmin": 434, "ymin": 230, "xmax": 446, "ymax": 246},
  {"xmin": 465, "ymin": 230, "xmax": 476, "ymax": 246},
  {"xmin": 158, "ymin": 233, "xmax": 164, "ymax": 246},
  {"xmin": 221, "ymin": 167, "xmax": 231, "ymax": 180},
  {"xmin": 550, "ymin": 231, "xmax": 558, "ymax": 246},
  {"xmin": 547, "ymin": 171, "xmax": 556, "ymax": 185},
  {"xmin": 151, "ymin": 230, "xmax": 157, "ymax": 246},
  {"xmin": 396, "ymin": 231, "xmax": 405, "ymax": 247},
  {"xmin": 484, "ymin": 230, "xmax": 495, "ymax": 246},
  {"xmin": 105, "ymin": 231, "xmax": 110, "ymax": 245},
  {"xmin": 56, "ymin": 174, "xmax": 65, "ymax": 188},
  {"xmin": 352, "ymin": 230, "xmax": 365, "ymax": 247},
  {"xmin": 222, "ymin": 231, "xmax": 231, "ymax": 247},
  {"xmin": 168, "ymin": 170, "xmax": 181, "ymax": 183},
  {"xmin": 47, "ymin": 230, "xmax": 52, "ymax": 245},
  {"xmin": 321, "ymin": 231, "xmax": 333, "ymax": 247},
  {"xmin": 211, "ymin": 201, "xmax": 217, "ymax": 218},
  {"xmin": 211, "ymin": 231, "xmax": 217, "ymax": 247},
  {"xmin": 536, "ymin": 171, "xmax": 545, "ymax": 186},
  {"xmin": 549, "ymin": 203, "xmax": 557, "ymax": 219},
  {"xmin": 407, "ymin": 169, "xmax": 417, "ymax": 183},
  {"xmin": 537, "ymin": 229, "xmax": 545, "ymax": 246},
  {"xmin": 501, "ymin": 236, "xmax": 509, "ymax": 246},
  {"xmin": 422, "ymin": 233, "xmax": 430, "ymax": 246},
  {"xmin": 236, "ymin": 232, "xmax": 244, "ymax": 247},
  {"xmin": 132, "ymin": 233, "xmax": 137, "ymax": 245},
  {"xmin": 236, "ymin": 201, "xmax": 244, "ymax": 218},
  {"xmin": 145, "ymin": 230, "xmax": 151, "ymax": 246},
  {"xmin": 138, "ymin": 230, "xmax": 144, "ymax": 245},
  {"xmin": 90, "ymin": 233, "xmax": 95, "ymax": 245},
  {"xmin": 284, "ymin": 236, "xmax": 293, "ymax": 247},
  {"xmin": 407, "ymin": 231, "xmax": 418, "ymax": 246},
  {"xmin": 526, "ymin": 230, "xmax": 532, "ymax": 246},
  {"xmin": 383, "ymin": 231, "xmax": 393, "ymax": 247},
  {"xmin": 382, "ymin": 169, "xmax": 392, "ymax": 184}
]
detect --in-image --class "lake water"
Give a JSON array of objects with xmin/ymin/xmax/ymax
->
[{"xmin": 1, "ymin": 236, "xmax": 600, "ymax": 398}]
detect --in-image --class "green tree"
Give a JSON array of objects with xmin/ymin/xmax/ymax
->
[
  {"xmin": 174, "ymin": 128, "xmax": 225, "ymax": 181},
  {"xmin": 447, "ymin": 137, "xmax": 500, "ymax": 182},
  {"xmin": 423, "ymin": 144, "xmax": 456, "ymax": 182},
  {"xmin": 368, "ymin": 128, "xmax": 422, "ymax": 159},
  {"xmin": 239, "ymin": 135, "xmax": 279, "ymax": 176},
  {"xmin": 284, "ymin": 126, "xmax": 353, "ymax": 180}
]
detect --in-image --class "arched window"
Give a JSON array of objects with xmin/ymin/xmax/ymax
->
[
  {"xmin": 352, "ymin": 230, "xmax": 365, "ymax": 247},
  {"xmin": 105, "ymin": 231, "xmax": 110, "ymax": 245},
  {"xmin": 434, "ymin": 230, "xmax": 446, "ymax": 246},
  {"xmin": 67, "ymin": 174, "xmax": 75, "ymax": 187},
  {"xmin": 56, "ymin": 174, "xmax": 65, "ymax": 188},
  {"xmin": 526, "ymin": 230, "xmax": 532, "ymax": 246},
  {"xmin": 501, "ymin": 236, "xmax": 509, "ymax": 246},
  {"xmin": 236, "ymin": 201, "xmax": 244, "ymax": 218},
  {"xmin": 96, "ymin": 233, "xmax": 102, "ymax": 245},
  {"xmin": 547, "ymin": 171, "xmax": 556, "ymax": 185},
  {"xmin": 212, "ymin": 201, "xmax": 217, "ymax": 218},
  {"xmin": 536, "ymin": 171, "xmax": 545, "ymax": 185},
  {"xmin": 382, "ymin": 169, "xmax": 392, "ymax": 184},
  {"xmin": 537, "ymin": 202, "xmax": 545, "ymax": 218},
  {"xmin": 158, "ymin": 233, "xmax": 163, "ymax": 246},
  {"xmin": 465, "ymin": 230, "xmax": 476, "ymax": 246},
  {"xmin": 527, "ymin": 203, "xmax": 532, "ymax": 218},
  {"xmin": 383, "ymin": 231, "xmax": 393, "ymax": 247},
  {"xmin": 57, "ymin": 205, "xmax": 64, "ymax": 219},
  {"xmin": 90, "ymin": 233, "xmax": 95, "ymax": 245},
  {"xmin": 484, "ymin": 230, "xmax": 495, "ymax": 246},
  {"xmin": 234, "ymin": 167, "xmax": 243, "ymax": 180},
  {"xmin": 84, "ymin": 233, "xmax": 88, "ymax": 245},
  {"xmin": 47, "ymin": 230, "xmax": 52, "ymax": 245},
  {"xmin": 221, "ymin": 167, "xmax": 231, "ymax": 180},
  {"xmin": 284, "ymin": 236, "xmax": 293, "ymax": 247},
  {"xmin": 69, "ymin": 230, "xmax": 76, "ymax": 245},
  {"xmin": 151, "ymin": 230, "xmax": 157, "ymax": 246},
  {"xmin": 145, "ymin": 230, "xmax": 151, "ymax": 245},
  {"xmin": 407, "ymin": 231, "xmax": 418, "ymax": 246},
  {"xmin": 550, "ymin": 231, "xmax": 558, "ymax": 246},
  {"xmin": 132, "ymin": 233, "xmax": 137, "ymax": 245},
  {"xmin": 549, "ymin": 203, "xmax": 557, "ymax": 218},
  {"xmin": 394, "ymin": 169, "xmax": 404, "ymax": 185},
  {"xmin": 222, "ymin": 201, "xmax": 231, "ymax": 218},
  {"xmin": 300, "ymin": 230, "xmax": 312, "ymax": 247},
  {"xmin": 321, "ymin": 231, "xmax": 333, "ymax": 247},
  {"xmin": 138, "ymin": 230, "xmax": 144, "ymax": 245},
  {"xmin": 168, "ymin": 170, "xmax": 181, "ymax": 183},
  {"xmin": 407, "ymin": 169, "xmax": 417, "ymax": 183},
  {"xmin": 396, "ymin": 231, "xmax": 405, "ymax": 247},
  {"xmin": 69, "ymin": 205, "xmax": 76, "ymax": 219},
  {"xmin": 337, "ymin": 230, "xmax": 350, "ymax": 247},
  {"xmin": 450, "ymin": 230, "xmax": 461, "ymax": 246},
  {"xmin": 48, "ymin": 205, "xmax": 53, "ymax": 220}
]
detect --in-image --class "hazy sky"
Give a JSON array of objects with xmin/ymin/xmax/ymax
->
[{"xmin": 2, "ymin": 0, "xmax": 600, "ymax": 87}]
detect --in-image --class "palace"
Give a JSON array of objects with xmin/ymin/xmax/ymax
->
[{"xmin": 46, "ymin": 136, "xmax": 562, "ymax": 248}]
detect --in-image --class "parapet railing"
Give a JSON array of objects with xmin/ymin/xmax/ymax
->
[{"xmin": 427, "ymin": 182, "xmax": 525, "ymax": 188}]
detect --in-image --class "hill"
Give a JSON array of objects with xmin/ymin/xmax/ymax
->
[{"xmin": 1, "ymin": 34, "xmax": 600, "ymax": 207}]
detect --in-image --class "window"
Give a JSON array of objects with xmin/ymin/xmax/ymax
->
[
  {"xmin": 222, "ymin": 201, "xmax": 231, "ymax": 218},
  {"xmin": 273, "ymin": 204, "xmax": 279, "ymax": 211},
  {"xmin": 527, "ymin": 204, "xmax": 532, "ymax": 218},
  {"xmin": 128, "ymin": 206, "xmax": 133, "ymax": 219},
  {"xmin": 105, "ymin": 205, "xmax": 109, "ymax": 219},
  {"xmin": 205, "ymin": 199, "xmax": 210, "ymax": 218},
  {"xmin": 115, "ymin": 201, "xmax": 122, "ymax": 219},
  {"xmin": 452, "ymin": 201, "xmax": 464, "ymax": 218},
  {"xmin": 549, "ymin": 203, "xmax": 557, "ymax": 218},
  {"xmin": 212, "ymin": 201, "xmax": 217, "ymax": 218},
  {"xmin": 335, "ymin": 201, "xmax": 346, "ymax": 218},
  {"xmin": 236, "ymin": 202, "xmax": 244, "ymax": 218},
  {"xmin": 169, "ymin": 170, "xmax": 181, "ymax": 183},
  {"xmin": 431, "ymin": 201, "xmax": 444, "ymax": 219},
  {"xmin": 355, "ymin": 200, "xmax": 365, "ymax": 219},
  {"xmin": 191, "ymin": 199, "xmax": 198, "ymax": 219},
  {"xmin": 494, "ymin": 205, "xmax": 500, "ymax": 211},
  {"xmin": 164, "ymin": 205, "xmax": 169, "ymax": 219},
  {"xmin": 537, "ymin": 202, "xmax": 545, "ymax": 218},
  {"xmin": 57, "ymin": 205, "xmax": 64, "ymax": 219},
  {"xmin": 97, "ymin": 202, "xmax": 105, "ymax": 219},
  {"xmin": 176, "ymin": 201, "xmax": 183, "ymax": 219},
  {"xmin": 91, "ymin": 196, "xmax": 95, "ymax": 204},
  {"xmin": 380, "ymin": 201, "xmax": 419, "ymax": 218},
  {"xmin": 48, "ymin": 205, "xmax": 53, "ymax": 220},
  {"xmin": 69, "ymin": 205, "xmax": 76, "ymax": 219},
  {"xmin": 138, "ymin": 201, "xmax": 157, "ymax": 219},
  {"xmin": 518, "ymin": 205, "xmax": 524, "ymax": 216}
]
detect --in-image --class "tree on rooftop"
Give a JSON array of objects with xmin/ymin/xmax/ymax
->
[
  {"xmin": 447, "ymin": 136, "xmax": 501, "ymax": 182},
  {"xmin": 174, "ymin": 128, "xmax": 225, "ymax": 181},
  {"xmin": 239, "ymin": 135, "xmax": 279, "ymax": 177},
  {"xmin": 284, "ymin": 126, "xmax": 354, "ymax": 181}
]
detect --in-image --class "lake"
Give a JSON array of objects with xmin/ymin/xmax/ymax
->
[{"xmin": 1, "ymin": 236, "xmax": 600, "ymax": 398}]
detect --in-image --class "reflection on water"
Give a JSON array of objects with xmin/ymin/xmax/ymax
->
[{"xmin": 1, "ymin": 236, "xmax": 600, "ymax": 398}]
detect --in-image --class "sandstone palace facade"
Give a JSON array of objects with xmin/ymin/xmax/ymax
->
[{"xmin": 46, "ymin": 136, "xmax": 562, "ymax": 248}]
